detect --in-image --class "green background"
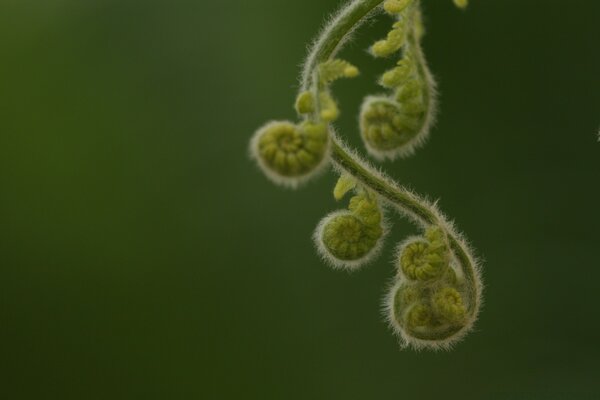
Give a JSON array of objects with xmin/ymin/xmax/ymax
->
[{"xmin": 1, "ymin": 0, "xmax": 599, "ymax": 398}]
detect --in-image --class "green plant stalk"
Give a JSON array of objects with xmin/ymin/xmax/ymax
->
[{"xmin": 301, "ymin": 0, "xmax": 385, "ymax": 91}]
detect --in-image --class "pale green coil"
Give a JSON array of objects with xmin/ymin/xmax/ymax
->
[
  {"xmin": 254, "ymin": 120, "xmax": 328, "ymax": 179},
  {"xmin": 360, "ymin": 94, "xmax": 426, "ymax": 153},
  {"xmin": 391, "ymin": 281, "xmax": 468, "ymax": 342},
  {"xmin": 399, "ymin": 226, "xmax": 450, "ymax": 281},
  {"xmin": 319, "ymin": 192, "xmax": 383, "ymax": 265}
]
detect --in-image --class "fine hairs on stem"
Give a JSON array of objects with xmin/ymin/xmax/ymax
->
[{"xmin": 249, "ymin": 0, "xmax": 482, "ymax": 351}]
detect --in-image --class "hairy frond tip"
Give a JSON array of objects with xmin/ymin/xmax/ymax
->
[
  {"xmin": 295, "ymin": 91, "xmax": 315, "ymax": 115},
  {"xmin": 380, "ymin": 224, "xmax": 479, "ymax": 350},
  {"xmin": 371, "ymin": 18, "xmax": 409, "ymax": 58},
  {"xmin": 397, "ymin": 226, "xmax": 450, "ymax": 281},
  {"xmin": 359, "ymin": 0, "xmax": 437, "ymax": 161},
  {"xmin": 333, "ymin": 174, "xmax": 357, "ymax": 201},
  {"xmin": 250, "ymin": 120, "xmax": 330, "ymax": 189},
  {"xmin": 359, "ymin": 95, "xmax": 434, "ymax": 160},
  {"xmin": 384, "ymin": 277, "xmax": 474, "ymax": 351},
  {"xmin": 319, "ymin": 59, "xmax": 360, "ymax": 85},
  {"xmin": 314, "ymin": 191, "xmax": 387, "ymax": 271}
]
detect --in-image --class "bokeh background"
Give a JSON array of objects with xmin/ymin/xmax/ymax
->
[{"xmin": 1, "ymin": 0, "xmax": 599, "ymax": 398}]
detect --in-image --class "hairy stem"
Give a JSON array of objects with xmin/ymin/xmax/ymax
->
[
  {"xmin": 301, "ymin": 0, "xmax": 385, "ymax": 91},
  {"xmin": 330, "ymin": 141, "xmax": 479, "ymax": 314},
  {"xmin": 330, "ymin": 140, "xmax": 437, "ymax": 224}
]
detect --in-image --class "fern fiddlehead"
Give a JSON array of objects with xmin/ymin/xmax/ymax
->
[
  {"xmin": 249, "ymin": 0, "xmax": 482, "ymax": 350},
  {"xmin": 361, "ymin": 0, "xmax": 436, "ymax": 160}
]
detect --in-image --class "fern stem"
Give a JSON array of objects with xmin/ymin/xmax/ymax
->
[{"xmin": 301, "ymin": 0, "xmax": 385, "ymax": 91}]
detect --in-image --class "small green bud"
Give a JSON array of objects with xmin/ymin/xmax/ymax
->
[
  {"xmin": 318, "ymin": 59, "xmax": 360, "ymax": 85},
  {"xmin": 371, "ymin": 21, "xmax": 406, "ymax": 58},
  {"xmin": 333, "ymin": 174, "xmax": 356, "ymax": 201},
  {"xmin": 295, "ymin": 91, "xmax": 315, "ymax": 114},
  {"xmin": 319, "ymin": 91, "xmax": 340, "ymax": 122},
  {"xmin": 344, "ymin": 65, "xmax": 359, "ymax": 78},
  {"xmin": 398, "ymin": 226, "xmax": 450, "ymax": 281},
  {"xmin": 380, "ymin": 59, "xmax": 413, "ymax": 88}
]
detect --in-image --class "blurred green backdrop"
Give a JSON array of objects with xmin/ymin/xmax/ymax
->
[{"xmin": 1, "ymin": 0, "xmax": 599, "ymax": 399}]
